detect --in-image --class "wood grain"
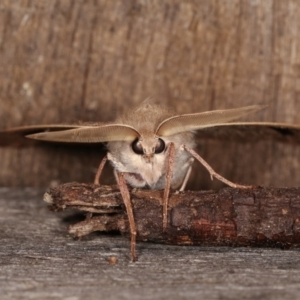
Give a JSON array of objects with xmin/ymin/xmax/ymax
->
[
  {"xmin": 1, "ymin": 1, "xmax": 300, "ymax": 187},
  {"xmin": 1, "ymin": 187, "xmax": 300, "ymax": 299}
]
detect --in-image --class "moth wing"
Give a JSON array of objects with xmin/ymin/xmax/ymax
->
[
  {"xmin": 0, "ymin": 124, "xmax": 85, "ymax": 146},
  {"xmin": 195, "ymin": 122, "xmax": 300, "ymax": 144},
  {"xmin": 26, "ymin": 124, "xmax": 140, "ymax": 143},
  {"xmin": 3, "ymin": 124, "xmax": 87, "ymax": 133},
  {"xmin": 156, "ymin": 105, "xmax": 266, "ymax": 136}
]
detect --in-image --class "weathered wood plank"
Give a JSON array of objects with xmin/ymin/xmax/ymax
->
[{"xmin": 1, "ymin": 188, "xmax": 300, "ymax": 299}]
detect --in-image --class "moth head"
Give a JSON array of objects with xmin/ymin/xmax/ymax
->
[{"xmin": 131, "ymin": 134, "xmax": 166, "ymax": 160}]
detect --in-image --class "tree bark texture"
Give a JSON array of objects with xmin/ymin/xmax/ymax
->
[
  {"xmin": 1, "ymin": 1, "xmax": 300, "ymax": 188},
  {"xmin": 45, "ymin": 183, "xmax": 300, "ymax": 249}
]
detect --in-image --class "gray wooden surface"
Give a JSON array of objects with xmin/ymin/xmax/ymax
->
[{"xmin": 1, "ymin": 188, "xmax": 300, "ymax": 300}]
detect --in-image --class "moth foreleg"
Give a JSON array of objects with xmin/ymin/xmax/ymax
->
[
  {"xmin": 117, "ymin": 172, "xmax": 137, "ymax": 261},
  {"xmin": 94, "ymin": 155, "xmax": 108, "ymax": 185},
  {"xmin": 179, "ymin": 158, "xmax": 194, "ymax": 192},
  {"xmin": 162, "ymin": 142, "xmax": 176, "ymax": 231},
  {"xmin": 183, "ymin": 145, "xmax": 251, "ymax": 189}
]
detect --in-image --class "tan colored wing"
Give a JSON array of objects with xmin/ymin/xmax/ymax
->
[
  {"xmin": 0, "ymin": 124, "xmax": 85, "ymax": 146},
  {"xmin": 2, "ymin": 124, "xmax": 86, "ymax": 134},
  {"xmin": 195, "ymin": 122, "xmax": 300, "ymax": 144},
  {"xmin": 26, "ymin": 124, "xmax": 140, "ymax": 143},
  {"xmin": 156, "ymin": 105, "xmax": 266, "ymax": 136}
]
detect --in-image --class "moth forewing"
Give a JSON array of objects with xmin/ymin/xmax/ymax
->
[
  {"xmin": 0, "ymin": 124, "xmax": 87, "ymax": 147},
  {"xmin": 194, "ymin": 122, "xmax": 300, "ymax": 143},
  {"xmin": 2, "ymin": 124, "xmax": 84, "ymax": 134},
  {"xmin": 26, "ymin": 124, "xmax": 141, "ymax": 143},
  {"xmin": 156, "ymin": 105, "xmax": 266, "ymax": 137}
]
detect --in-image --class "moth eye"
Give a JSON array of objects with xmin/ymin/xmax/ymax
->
[
  {"xmin": 155, "ymin": 138, "xmax": 165, "ymax": 154},
  {"xmin": 131, "ymin": 139, "xmax": 144, "ymax": 155}
]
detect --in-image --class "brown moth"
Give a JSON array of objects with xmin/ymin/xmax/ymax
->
[{"xmin": 3, "ymin": 101, "xmax": 300, "ymax": 260}]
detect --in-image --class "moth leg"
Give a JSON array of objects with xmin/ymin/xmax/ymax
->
[
  {"xmin": 113, "ymin": 169, "xmax": 119, "ymax": 184},
  {"xmin": 94, "ymin": 155, "xmax": 108, "ymax": 185},
  {"xmin": 163, "ymin": 142, "xmax": 176, "ymax": 231},
  {"xmin": 183, "ymin": 145, "xmax": 251, "ymax": 189},
  {"xmin": 117, "ymin": 172, "xmax": 137, "ymax": 262},
  {"xmin": 179, "ymin": 158, "xmax": 194, "ymax": 192}
]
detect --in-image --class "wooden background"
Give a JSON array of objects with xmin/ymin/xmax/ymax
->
[
  {"xmin": 1, "ymin": 0, "xmax": 300, "ymax": 188},
  {"xmin": 2, "ymin": 3, "xmax": 300, "ymax": 298}
]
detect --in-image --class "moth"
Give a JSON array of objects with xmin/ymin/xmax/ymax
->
[{"xmin": 3, "ymin": 101, "xmax": 300, "ymax": 260}]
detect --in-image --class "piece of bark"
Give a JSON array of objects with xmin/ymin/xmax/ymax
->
[{"xmin": 45, "ymin": 182, "xmax": 300, "ymax": 248}]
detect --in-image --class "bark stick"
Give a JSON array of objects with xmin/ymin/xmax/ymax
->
[{"xmin": 45, "ymin": 183, "xmax": 300, "ymax": 248}]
